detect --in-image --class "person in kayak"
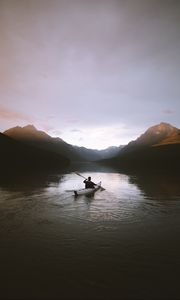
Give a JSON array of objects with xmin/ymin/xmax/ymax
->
[{"xmin": 83, "ymin": 177, "xmax": 96, "ymax": 189}]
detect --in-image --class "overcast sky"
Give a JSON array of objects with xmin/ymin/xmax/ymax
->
[{"xmin": 0, "ymin": 0, "xmax": 180, "ymax": 149}]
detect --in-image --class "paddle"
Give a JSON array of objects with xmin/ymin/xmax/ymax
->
[
  {"xmin": 74, "ymin": 172, "xmax": 105, "ymax": 190},
  {"xmin": 74, "ymin": 172, "xmax": 87, "ymax": 180},
  {"xmin": 65, "ymin": 173, "xmax": 88, "ymax": 192},
  {"xmin": 65, "ymin": 173, "xmax": 87, "ymax": 192},
  {"xmin": 65, "ymin": 173, "xmax": 89, "ymax": 192}
]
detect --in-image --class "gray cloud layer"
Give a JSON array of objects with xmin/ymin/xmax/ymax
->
[{"xmin": 0, "ymin": 0, "xmax": 180, "ymax": 147}]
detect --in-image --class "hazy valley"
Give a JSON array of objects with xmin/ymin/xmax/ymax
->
[{"xmin": 1, "ymin": 122, "xmax": 180, "ymax": 173}]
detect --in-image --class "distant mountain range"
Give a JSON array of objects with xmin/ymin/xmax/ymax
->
[
  {"xmin": 1, "ymin": 122, "xmax": 180, "ymax": 173},
  {"xmin": 3, "ymin": 125, "xmax": 123, "ymax": 162},
  {"xmin": 0, "ymin": 131, "xmax": 69, "ymax": 173},
  {"xmin": 100, "ymin": 122, "xmax": 180, "ymax": 171}
]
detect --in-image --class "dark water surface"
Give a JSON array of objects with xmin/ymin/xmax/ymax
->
[{"xmin": 0, "ymin": 163, "xmax": 180, "ymax": 300}]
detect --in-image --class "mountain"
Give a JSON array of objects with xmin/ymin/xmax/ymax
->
[
  {"xmin": 121, "ymin": 122, "xmax": 180, "ymax": 152},
  {"xmin": 4, "ymin": 125, "xmax": 123, "ymax": 161},
  {"xmin": 0, "ymin": 132, "xmax": 69, "ymax": 173},
  {"xmin": 2, "ymin": 122, "xmax": 180, "ymax": 172},
  {"xmin": 98, "ymin": 146, "xmax": 124, "ymax": 159},
  {"xmin": 4, "ymin": 125, "xmax": 83, "ymax": 161},
  {"xmin": 4, "ymin": 125, "xmax": 50, "ymax": 141},
  {"xmin": 73, "ymin": 145, "xmax": 123, "ymax": 161},
  {"xmin": 100, "ymin": 123, "xmax": 180, "ymax": 171}
]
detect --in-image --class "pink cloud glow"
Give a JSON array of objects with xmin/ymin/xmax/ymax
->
[{"xmin": 0, "ymin": 105, "xmax": 33, "ymax": 122}]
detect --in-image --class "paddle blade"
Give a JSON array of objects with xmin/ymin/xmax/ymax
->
[
  {"xmin": 100, "ymin": 187, "xmax": 106, "ymax": 191},
  {"xmin": 74, "ymin": 172, "xmax": 87, "ymax": 179}
]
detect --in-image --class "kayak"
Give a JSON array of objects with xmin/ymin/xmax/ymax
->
[{"xmin": 74, "ymin": 182, "xmax": 101, "ymax": 197}]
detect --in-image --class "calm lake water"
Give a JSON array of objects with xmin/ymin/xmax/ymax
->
[{"xmin": 0, "ymin": 163, "xmax": 180, "ymax": 300}]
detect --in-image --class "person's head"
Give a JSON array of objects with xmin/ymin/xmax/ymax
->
[{"xmin": 88, "ymin": 176, "xmax": 91, "ymax": 181}]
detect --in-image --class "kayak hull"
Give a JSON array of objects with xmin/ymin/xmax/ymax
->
[{"xmin": 74, "ymin": 182, "xmax": 101, "ymax": 196}]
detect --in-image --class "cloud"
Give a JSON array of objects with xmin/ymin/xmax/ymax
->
[
  {"xmin": 78, "ymin": 137, "xmax": 83, "ymax": 142},
  {"xmin": 65, "ymin": 118, "xmax": 79, "ymax": 124},
  {"xmin": 59, "ymin": 124, "xmax": 141, "ymax": 149},
  {"xmin": 70, "ymin": 129, "xmax": 82, "ymax": 133},
  {"xmin": 163, "ymin": 109, "xmax": 174, "ymax": 115},
  {"xmin": 50, "ymin": 130, "xmax": 62, "ymax": 137},
  {"xmin": 0, "ymin": 105, "xmax": 33, "ymax": 122},
  {"xmin": 40, "ymin": 124, "xmax": 56, "ymax": 132},
  {"xmin": 0, "ymin": 0, "xmax": 180, "ymax": 147}
]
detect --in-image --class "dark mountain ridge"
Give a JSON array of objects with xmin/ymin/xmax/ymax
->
[
  {"xmin": 4, "ymin": 125, "xmax": 84, "ymax": 161},
  {"xmin": 3, "ymin": 122, "xmax": 180, "ymax": 172},
  {"xmin": 73, "ymin": 145, "xmax": 123, "ymax": 161},
  {"xmin": 122, "ymin": 122, "xmax": 180, "ymax": 152},
  {"xmin": 100, "ymin": 123, "xmax": 180, "ymax": 171},
  {"xmin": 4, "ymin": 125, "xmax": 122, "ymax": 161},
  {"xmin": 0, "ymin": 132, "xmax": 69, "ymax": 174}
]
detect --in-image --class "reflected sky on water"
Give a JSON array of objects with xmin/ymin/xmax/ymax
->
[{"xmin": 0, "ymin": 164, "xmax": 180, "ymax": 299}]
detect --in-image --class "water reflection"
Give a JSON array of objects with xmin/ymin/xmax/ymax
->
[
  {"xmin": 0, "ymin": 171, "xmax": 63, "ymax": 193},
  {"xmin": 0, "ymin": 164, "xmax": 180, "ymax": 299},
  {"xmin": 65, "ymin": 161, "xmax": 116, "ymax": 173},
  {"xmin": 128, "ymin": 171, "xmax": 180, "ymax": 200}
]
